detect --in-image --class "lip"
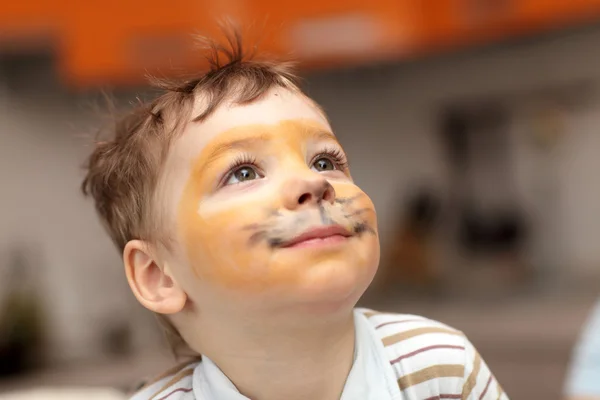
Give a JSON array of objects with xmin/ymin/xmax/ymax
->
[{"xmin": 279, "ymin": 225, "xmax": 354, "ymax": 249}]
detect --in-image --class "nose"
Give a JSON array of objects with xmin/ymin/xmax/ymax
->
[{"xmin": 281, "ymin": 175, "xmax": 336, "ymax": 210}]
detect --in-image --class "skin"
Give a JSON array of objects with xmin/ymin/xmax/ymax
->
[
  {"xmin": 178, "ymin": 120, "xmax": 377, "ymax": 301},
  {"xmin": 124, "ymin": 87, "xmax": 380, "ymax": 400}
]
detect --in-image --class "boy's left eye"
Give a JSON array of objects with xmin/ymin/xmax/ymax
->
[{"xmin": 312, "ymin": 157, "xmax": 336, "ymax": 172}]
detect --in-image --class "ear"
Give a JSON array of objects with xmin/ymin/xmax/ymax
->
[{"xmin": 124, "ymin": 240, "xmax": 187, "ymax": 315}]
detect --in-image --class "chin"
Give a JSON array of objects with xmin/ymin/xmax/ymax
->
[{"xmin": 291, "ymin": 257, "xmax": 378, "ymax": 315}]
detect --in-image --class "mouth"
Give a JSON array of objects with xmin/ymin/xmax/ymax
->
[{"xmin": 279, "ymin": 225, "xmax": 354, "ymax": 249}]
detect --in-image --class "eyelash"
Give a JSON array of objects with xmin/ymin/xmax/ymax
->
[
  {"xmin": 219, "ymin": 147, "xmax": 349, "ymax": 187},
  {"xmin": 220, "ymin": 153, "xmax": 259, "ymax": 186},
  {"xmin": 312, "ymin": 146, "xmax": 350, "ymax": 171}
]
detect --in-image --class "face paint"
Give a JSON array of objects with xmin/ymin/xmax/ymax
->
[
  {"xmin": 176, "ymin": 118, "xmax": 378, "ymax": 300},
  {"xmin": 171, "ymin": 90, "xmax": 379, "ymax": 306}
]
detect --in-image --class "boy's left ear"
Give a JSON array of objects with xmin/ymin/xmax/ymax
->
[{"xmin": 123, "ymin": 240, "xmax": 187, "ymax": 315}]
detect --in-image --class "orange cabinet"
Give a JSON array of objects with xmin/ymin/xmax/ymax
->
[
  {"xmin": 416, "ymin": 0, "xmax": 600, "ymax": 51},
  {"xmin": 58, "ymin": 0, "xmax": 419, "ymax": 85},
  {"xmin": 2, "ymin": 1, "xmax": 600, "ymax": 86}
]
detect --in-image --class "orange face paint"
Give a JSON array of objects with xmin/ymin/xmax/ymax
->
[{"xmin": 176, "ymin": 119, "xmax": 379, "ymax": 299}]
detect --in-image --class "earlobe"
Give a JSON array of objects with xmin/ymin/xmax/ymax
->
[{"xmin": 123, "ymin": 240, "xmax": 187, "ymax": 315}]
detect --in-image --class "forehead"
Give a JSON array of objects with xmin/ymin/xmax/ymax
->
[
  {"xmin": 158, "ymin": 87, "xmax": 333, "ymax": 242},
  {"xmin": 179, "ymin": 87, "xmax": 331, "ymax": 151},
  {"xmin": 161, "ymin": 87, "xmax": 334, "ymax": 209}
]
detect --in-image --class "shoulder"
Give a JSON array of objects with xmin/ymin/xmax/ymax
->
[
  {"xmin": 129, "ymin": 360, "xmax": 199, "ymax": 400},
  {"xmin": 357, "ymin": 308, "xmax": 508, "ymax": 399}
]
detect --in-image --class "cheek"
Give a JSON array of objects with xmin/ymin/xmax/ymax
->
[
  {"xmin": 176, "ymin": 179, "xmax": 380, "ymax": 295},
  {"xmin": 333, "ymin": 182, "xmax": 378, "ymax": 231},
  {"xmin": 331, "ymin": 181, "xmax": 380, "ymax": 259},
  {"xmin": 177, "ymin": 186, "xmax": 281, "ymax": 288},
  {"xmin": 181, "ymin": 212, "xmax": 245, "ymax": 276}
]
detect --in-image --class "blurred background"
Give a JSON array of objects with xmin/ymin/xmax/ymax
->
[{"xmin": 2, "ymin": 1, "xmax": 600, "ymax": 398}]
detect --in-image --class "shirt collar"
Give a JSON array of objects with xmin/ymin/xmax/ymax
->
[{"xmin": 192, "ymin": 309, "xmax": 400, "ymax": 400}]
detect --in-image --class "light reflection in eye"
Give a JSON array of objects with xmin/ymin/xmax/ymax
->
[{"xmin": 312, "ymin": 157, "xmax": 336, "ymax": 172}]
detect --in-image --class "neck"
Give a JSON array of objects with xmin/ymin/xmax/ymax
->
[{"xmin": 195, "ymin": 309, "xmax": 356, "ymax": 400}]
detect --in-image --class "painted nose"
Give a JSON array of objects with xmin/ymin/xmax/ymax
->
[{"xmin": 281, "ymin": 176, "xmax": 336, "ymax": 210}]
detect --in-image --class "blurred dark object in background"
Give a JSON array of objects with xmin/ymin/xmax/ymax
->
[
  {"xmin": 0, "ymin": 247, "xmax": 46, "ymax": 377},
  {"xmin": 439, "ymin": 101, "xmax": 533, "ymax": 284},
  {"xmin": 406, "ymin": 188, "xmax": 441, "ymax": 237},
  {"xmin": 384, "ymin": 187, "xmax": 443, "ymax": 290},
  {"xmin": 101, "ymin": 321, "xmax": 133, "ymax": 358},
  {"xmin": 459, "ymin": 206, "xmax": 527, "ymax": 254}
]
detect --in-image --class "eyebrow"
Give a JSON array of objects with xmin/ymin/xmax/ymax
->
[
  {"xmin": 198, "ymin": 128, "xmax": 339, "ymax": 172},
  {"xmin": 309, "ymin": 129, "xmax": 338, "ymax": 143},
  {"xmin": 200, "ymin": 134, "xmax": 269, "ymax": 172}
]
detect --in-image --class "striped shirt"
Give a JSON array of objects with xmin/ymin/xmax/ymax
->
[{"xmin": 131, "ymin": 309, "xmax": 508, "ymax": 400}]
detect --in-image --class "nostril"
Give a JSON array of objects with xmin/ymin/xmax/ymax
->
[
  {"xmin": 323, "ymin": 189, "xmax": 334, "ymax": 203},
  {"xmin": 298, "ymin": 193, "xmax": 311, "ymax": 204}
]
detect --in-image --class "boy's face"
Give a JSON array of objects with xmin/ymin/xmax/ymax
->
[{"xmin": 165, "ymin": 88, "xmax": 379, "ymax": 315}]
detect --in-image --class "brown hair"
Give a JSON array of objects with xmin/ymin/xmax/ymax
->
[
  {"xmin": 82, "ymin": 27, "xmax": 301, "ymax": 250},
  {"xmin": 81, "ymin": 26, "xmax": 301, "ymax": 357}
]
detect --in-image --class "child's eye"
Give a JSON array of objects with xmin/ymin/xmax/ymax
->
[
  {"xmin": 312, "ymin": 157, "xmax": 336, "ymax": 172},
  {"xmin": 225, "ymin": 166, "xmax": 260, "ymax": 185},
  {"xmin": 310, "ymin": 148, "xmax": 349, "ymax": 173}
]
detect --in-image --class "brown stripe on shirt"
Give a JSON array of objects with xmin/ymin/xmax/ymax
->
[
  {"xmin": 137, "ymin": 359, "xmax": 199, "ymax": 392},
  {"xmin": 150, "ymin": 368, "xmax": 195, "ymax": 400},
  {"xmin": 398, "ymin": 364, "xmax": 465, "ymax": 390},
  {"xmin": 376, "ymin": 319, "xmax": 426, "ymax": 329},
  {"xmin": 391, "ymin": 344, "xmax": 465, "ymax": 365},
  {"xmin": 461, "ymin": 351, "xmax": 482, "ymax": 399},
  {"xmin": 479, "ymin": 375, "xmax": 493, "ymax": 399},
  {"xmin": 156, "ymin": 387, "xmax": 193, "ymax": 400},
  {"xmin": 383, "ymin": 327, "xmax": 462, "ymax": 347},
  {"xmin": 362, "ymin": 310, "xmax": 380, "ymax": 318}
]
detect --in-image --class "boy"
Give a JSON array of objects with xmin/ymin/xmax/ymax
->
[{"xmin": 82, "ymin": 29, "xmax": 508, "ymax": 400}]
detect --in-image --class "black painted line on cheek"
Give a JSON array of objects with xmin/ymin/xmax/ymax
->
[
  {"xmin": 343, "ymin": 208, "xmax": 371, "ymax": 219},
  {"xmin": 249, "ymin": 232, "xmax": 286, "ymax": 249},
  {"xmin": 268, "ymin": 237, "xmax": 284, "ymax": 247},
  {"xmin": 245, "ymin": 208, "xmax": 284, "ymax": 246},
  {"xmin": 249, "ymin": 230, "xmax": 286, "ymax": 248},
  {"xmin": 353, "ymin": 222, "xmax": 376, "ymax": 236},
  {"xmin": 335, "ymin": 193, "xmax": 363, "ymax": 205}
]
